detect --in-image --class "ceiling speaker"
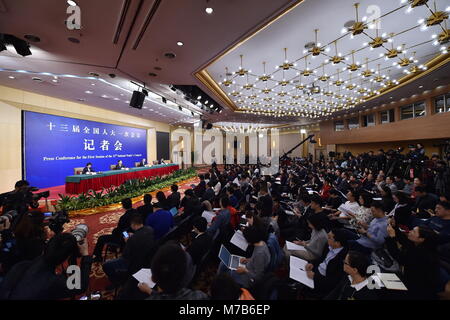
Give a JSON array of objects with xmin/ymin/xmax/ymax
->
[{"xmin": 130, "ymin": 91, "xmax": 145, "ymax": 109}]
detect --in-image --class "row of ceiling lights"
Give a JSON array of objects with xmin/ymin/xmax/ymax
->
[{"xmin": 221, "ymin": 0, "xmax": 449, "ymax": 119}]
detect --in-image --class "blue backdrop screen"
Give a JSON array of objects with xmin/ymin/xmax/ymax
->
[{"xmin": 24, "ymin": 111, "xmax": 147, "ymax": 188}]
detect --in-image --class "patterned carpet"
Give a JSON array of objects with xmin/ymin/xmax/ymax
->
[{"xmin": 62, "ymin": 175, "xmax": 202, "ymax": 299}]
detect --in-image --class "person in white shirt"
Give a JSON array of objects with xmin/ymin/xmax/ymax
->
[{"xmin": 329, "ymin": 190, "xmax": 361, "ymax": 226}]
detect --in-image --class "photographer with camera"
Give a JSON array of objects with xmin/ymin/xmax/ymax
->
[
  {"xmin": 0, "ymin": 232, "xmax": 92, "ymax": 300},
  {"xmin": 0, "ymin": 211, "xmax": 47, "ymax": 274}
]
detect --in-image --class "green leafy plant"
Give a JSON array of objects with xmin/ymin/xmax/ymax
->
[{"xmin": 58, "ymin": 168, "xmax": 197, "ymax": 212}]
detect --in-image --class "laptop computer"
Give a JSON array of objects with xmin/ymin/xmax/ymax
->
[
  {"xmin": 169, "ymin": 207, "xmax": 178, "ymax": 216},
  {"xmin": 218, "ymin": 245, "xmax": 245, "ymax": 270}
]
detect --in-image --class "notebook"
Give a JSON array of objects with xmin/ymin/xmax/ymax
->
[
  {"xmin": 289, "ymin": 256, "xmax": 314, "ymax": 289},
  {"xmin": 286, "ymin": 241, "xmax": 307, "ymax": 252},
  {"xmin": 376, "ymin": 273, "xmax": 408, "ymax": 291},
  {"xmin": 218, "ymin": 245, "xmax": 245, "ymax": 270}
]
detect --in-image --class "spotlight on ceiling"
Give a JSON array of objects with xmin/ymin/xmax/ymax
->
[
  {"xmin": 205, "ymin": 7, "xmax": 213, "ymax": 14},
  {"xmin": 67, "ymin": 0, "xmax": 77, "ymax": 6}
]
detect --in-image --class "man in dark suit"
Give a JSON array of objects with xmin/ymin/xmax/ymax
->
[
  {"xmin": 115, "ymin": 160, "xmax": 126, "ymax": 170},
  {"xmin": 103, "ymin": 214, "xmax": 156, "ymax": 284},
  {"xmin": 202, "ymin": 181, "xmax": 215, "ymax": 203},
  {"xmin": 413, "ymin": 186, "xmax": 439, "ymax": 218},
  {"xmin": 137, "ymin": 194, "xmax": 153, "ymax": 222},
  {"xmin": 92, "ymin": 198, "xmax": 137, "ymax": 262},
  {"xmin": 194, "ymin": 175, "xmax": 206, "ymax": 199},
  {"xmin": 167, "ymin": 184, "xmax": 181, "ymax": 209},
  {"xmin": 82, "ymin": 162, "xmax": 95, "ymax": 174},
  {"xmin": 186, "ymin": 217, "xmax": 212, "ymax": 265},
  {"xmin": 138, "ymin": 158, "xmax": 147, "ymax": 167},
  {"xmin": 305, "ymin": 229, "xmax": 348, "ymax": 297}
]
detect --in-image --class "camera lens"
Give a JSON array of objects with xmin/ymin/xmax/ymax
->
[{"xmin": 71, "ymin": 224, "xmax": 89, "ymax": 242}]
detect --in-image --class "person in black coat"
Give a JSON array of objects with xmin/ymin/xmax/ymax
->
[
  {"xmin": 385, "ymin": 222, "xmax": 440, "ymax": 300},
  {"xmin": 92, "ymin": 198, "xmax": 137, "ymax": 262},
  {"xmin": 137, "ymin": 158, "xmax": 147, "ymax": 167},
  {"xmin": 137, "ymin": 194, "xmax": 154, "ymax": 222},
  {"xmin": 380, "ymin": 186, "xmax": 395, "ymax": 213},
  {"xmin": 413, "ymin": 186, "xmax": 439, "ymax": 218},
  {"xmin": 167, "ymin": 184, "xmax": 181, "ymax": 209},
  {"xmin": 186, "ymin": 217, "xmax": 213, "ymax": 265},
  {"xmin": 103, "ymin": 214, "xmax": 156, "ymax": 284},
  {"xmin": 0, "ymin": 233, "xmax": 92, "ymax": 300},
  {"xmin": 115, "ymin": 160, "xmax": 126, "ymax": 170},
  {"xmin": 194, "ymin": 175, "xmax": 206, "ymax": 199},
  {"xmin": 391, "ymin": 191, "xmax": 412, "ymax": 227},
  {"xmin": 82, "ymin": 162, "xmax": 95, "ymax": 174},
  {"xmin": 305, "ymin": 229, "xmax": 349, "ymax": 297},
  {"xmin": 202, "ymin": 181, "xmax": 216, "ymax": 203},
  {"xmin": 325, "ymin": 250, "xmax": 378, "ymax": 300}
]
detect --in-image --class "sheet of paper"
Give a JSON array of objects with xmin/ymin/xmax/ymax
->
[
  {"xmin": 202, "ymin": 211, "xmax": 216, "ymax": 224},
  {"xmin": 289, "ymin": 256, "xmax": 314, "ymax": 288},
  {"xmin": 286, "ymin": 241, "xmax": 307, "ymax": 252},
  {"xmin": 132, "ymin": 268, "xmax": 156, "ymax": 288},
  {"xmin": 230, "ymin": 230, "xmax": 249, "ymax": 251}
]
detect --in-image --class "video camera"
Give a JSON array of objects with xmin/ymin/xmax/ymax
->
[
  {"xmin": 43, "ymin": 210, "xmax": 70, "ymax": 234},
  {"xmin": 0, "ymin": 186, "xmax": 50, "ymax": 215}
]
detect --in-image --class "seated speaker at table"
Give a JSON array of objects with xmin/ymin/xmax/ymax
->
[
  {"xmin": 82, "ymin": 162, "xmax": 95, "ymax": 174},
  {"xmin": 114, "ymin": 160, "xmax": 127, "ymax": 170},
  {"xmin": 136, "ymin": 158, "xmax": 147, "ymax": 167}
]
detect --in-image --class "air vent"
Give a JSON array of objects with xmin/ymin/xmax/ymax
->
[
  {"xmin": 164, "ymin": 52, "xmax": 176, "ymax": 59},
  {"xmin": 32, "ymin": 77, "xmax": 43, "ymax": 82},
  {"xmin": 89, "ymin": 72, "xmax": 100, "ymax": 77},
  {"xmin": 24, "ymin": 35, "xmax": 40, "ymax": 43}
]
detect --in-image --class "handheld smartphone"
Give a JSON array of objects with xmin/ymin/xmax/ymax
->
[
  {"xmin": 123, "ymin": 231, "xmax": 129, "ymax": 238},
  {"xmin": 43, "ymin": 212, "xmax": 53, "ymax": 217}
]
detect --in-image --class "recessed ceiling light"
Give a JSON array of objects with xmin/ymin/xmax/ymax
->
[
  {"xmin": 85, "ymin": 90, "xmax": 93, "ymax": 94},
  {"xmin": 91, "ymin": 83, "xmax": 95, "ymax": 86},
  {"xmin": 177, "ymin": 41, "xmax": 184, "ymax": 46},
  {"xmin": 52, "ymin": 79, "xmax": 58, "ymax": 83},
  {"xmin": 24, "ymin": 35, "xmax": 41, "ymax": 43},
  {"xmin": 8, "ymin": 76, "xmax": 15, "ymax": 79},
  {"xmin": 419, "ymin": 85, "xmax": 423, "ymax": 88},
  {"xmin": 68, "ymin": 37, "xmax": 80, "ymax": 44},
  {"xmin": 205, "ymin": 7, "xmax": 213, "ymax": 14},
  {"xmin": 113, "ymin": 98, "xmax": 120, "ymax": 101},
  {"xmin": 67, "ymin": 0, "xmax": 77, "ymax": 6}
]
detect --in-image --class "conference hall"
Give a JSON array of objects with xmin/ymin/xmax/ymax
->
[{"xmin": 0, "ymin": 0, "xmax": 449, "ymax": 307}]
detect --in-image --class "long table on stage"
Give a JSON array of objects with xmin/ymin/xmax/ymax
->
[{"xmin": 65, "ymin": 164, "xmax": 180, "ymax": 194}]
